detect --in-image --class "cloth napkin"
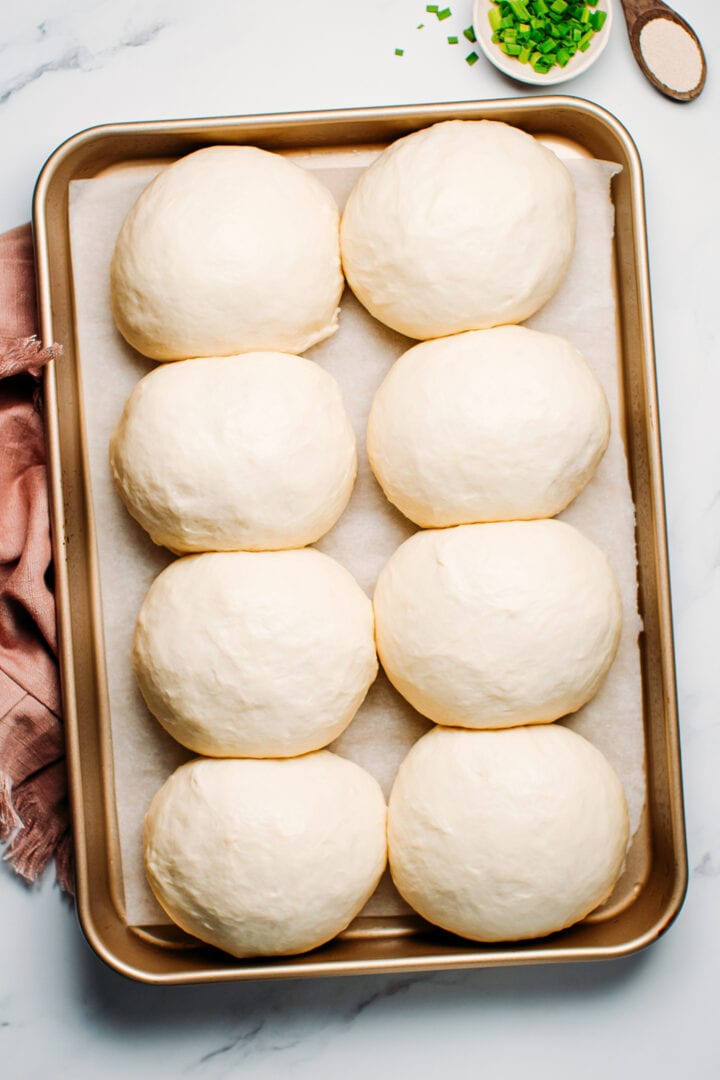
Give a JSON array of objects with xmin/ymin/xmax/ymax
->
[{"xmin": 0, "ymin": 223, "xmax": 71, "ymax": 894}]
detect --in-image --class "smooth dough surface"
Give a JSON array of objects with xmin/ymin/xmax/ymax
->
[
  {"xmin": 111, "ymin": 145, "xmax": 343, "ymax": 360},
  {"xmin": 388, "ymin": 725, "xmax": 629, "ymax": 942},
  {"xmin": 109, "ymin": 352, "xmax": 357, "ymax": 553},
  {"xmin": 144, "ymin": 753, "xmax": 388, "ymax": 957},
  {"xmin": 340, "ymin": 120, "xmax": 575, "ymax": 338},
  {"xmin": 367, "ymin": 326, "xmax": 610, "ymax": 527},
  {"xmin": 374, "ymin": 520, "xmax": 621, "ymax": 728},
  {"xmin": 133, "ymin": 548, "xmax": 378, "ymax": 757}
]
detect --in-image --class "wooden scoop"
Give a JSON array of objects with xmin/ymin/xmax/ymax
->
[{"xmin": 619, "ymin": 0, "xmax": 706, "ymax": 101}]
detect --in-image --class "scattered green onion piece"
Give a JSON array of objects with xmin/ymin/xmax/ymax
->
[
  {"xmin": 437, "ymin": 7, "xmax": 452, "ymax": 20},
  {"xmin": 465, "ymin": 50, "xmax": 479, "ymax": 64},
  {"xmin": 395, "ymin": 47, "xmax": 404, "ymax": 55},
  {"xmin": 591, "ymin": 9, "xmax": 606, "ymax": 30},
  {"xmin": 426, "ymin": 5, "xmax": 438, "ymax": 12},
  {"xmin": 463, "ymin": 25, "xmax": 477, "ymax": 42},
  {"xmin": 447, "ymin": 34, "xmax": 459, "ymax": 43}
]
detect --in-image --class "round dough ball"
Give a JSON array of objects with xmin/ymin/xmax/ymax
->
[
  {"xmin": 374, "ymin": 521, "xmax": 621, "ymax": 728},
  {"xmin": 133, "ymin": 548, "xmax": 378, "ymax": 757},
  {"xmin": 109, "ymin": 352, "xmax": 357, "ymax": 553},
  {"xmin": 367, "ymin": 326, "xmax": 610, "ymax": 527},
  {"xmin": 111, "ymin": 145, "xmax": 343, "ymax": 360},
  {"xmin": 340, "ymin": 119, "xmax": 575, "ymax": 339},
  {"xmin": 145, "ymin": 753, "xmax": 388, "ymax": 957},
  {"xmin": 388, "ymin": 725, "xmax": 629, "ymax": 942}
]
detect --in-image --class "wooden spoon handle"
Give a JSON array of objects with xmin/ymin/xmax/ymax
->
[{"xmin": 620, "ymin": 0, "xmax": 675, "ymax": 19}]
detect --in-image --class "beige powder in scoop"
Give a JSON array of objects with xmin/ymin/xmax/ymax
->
[{"xmin": 639, "ymin": 17, "xmax": 703, "ymax": 94}]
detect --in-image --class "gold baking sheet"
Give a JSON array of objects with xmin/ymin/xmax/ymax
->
[{"xmin": 33, "ymin": 97, "xmax": 686, "ymax": 983}]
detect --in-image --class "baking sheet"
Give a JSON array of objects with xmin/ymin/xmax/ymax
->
[{"xmin": 67, "ymin": 145, "xmax": 644, "ymax": 928}]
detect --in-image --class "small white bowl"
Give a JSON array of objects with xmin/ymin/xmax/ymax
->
[{"xmin": 472, "ymin": 0, "xmax": 613, "ymax": 86}]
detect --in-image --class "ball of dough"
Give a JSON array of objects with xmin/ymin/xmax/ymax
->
[
  {"xmin": 144, "ymin": 753, "xmax": 387, "ymax": 957},
  {"xmin": 374, "ymin": 520, "xmax": 621, "ymax": 728},
  {"xmin": 109, "ymin": 352, "xmax": 357, "ymax": 553},
  {"xmin": 388, "ymin": 725, "xmax": 629, "ymax": 942},
  {"xmin": 340, "ymin": 119, "xmax": 575, "ymax": 338},
  {"xmin": 367, "ymin": 326, "xmax": 610, "ymax": 527},
  {"xmin": 133, "ymin": 548, "xmax": 378, "ymax": 757},
  {"xmin": 111, "ymin": 145, "xmax": 343, "ymax": 360}
]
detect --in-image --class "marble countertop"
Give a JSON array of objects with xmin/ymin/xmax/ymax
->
[{"xmin": 1, "ymin": 1, "xmax": 718, "ymax": 1076}]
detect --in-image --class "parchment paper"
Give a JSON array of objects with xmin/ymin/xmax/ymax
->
[{"xmin": 68, "ymin": 148, "xmax": 644, "ymax": 926}]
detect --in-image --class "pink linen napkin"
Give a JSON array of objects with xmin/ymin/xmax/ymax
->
[{"xmin": 0, "ymin": 223, "xmax": 71, "ymax": 894}]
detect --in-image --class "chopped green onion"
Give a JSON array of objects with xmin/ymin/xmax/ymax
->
[
  {"xmin": 465, "ymin": 50, "xmax": 479, "ymax": 64},
  {"xmin": 447, "ymin": 35, "xmax": 459, "ymax": 43},
  {"xmin": 426, "ymin": 5, "xmax": 438, "ymax": 12},
  {"xmin": 437, "ymin": 7, "xmax": 452, "ymax": 20},
  {"xmin": 509, "ymin": 0, "xmax": 531, "ymax": 19},
  {"xmin": 486, "ymin": 0, "xmax": 607, "ymax": 73},
  {"xmin": 395, "ymin": 47, "xmax": 404, "ymax": 55},
  {"xmin": 463, "ymin": 25, "xmax": 477, "ymax": 42}
]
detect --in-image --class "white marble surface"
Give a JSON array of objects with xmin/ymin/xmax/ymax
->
[{"xmin": 1, "ymin": 1, "xmax": 718, "ymax": 1076}]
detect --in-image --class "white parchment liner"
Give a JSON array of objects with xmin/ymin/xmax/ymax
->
[{"xmin": 68, "ymin": 147, "xmax": 643, "ymax": 926}]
